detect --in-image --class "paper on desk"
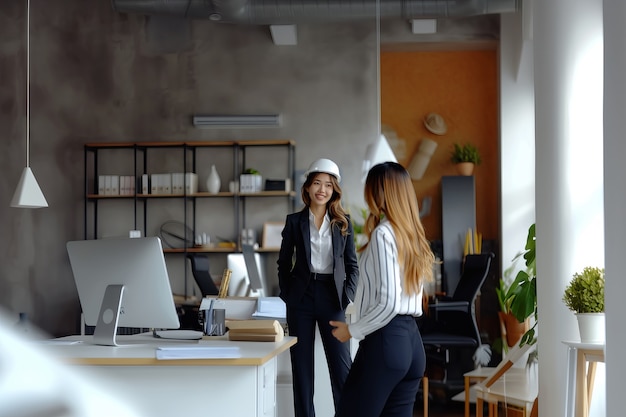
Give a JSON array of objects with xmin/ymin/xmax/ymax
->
[
  {"xmin": 155, "ymin": 346, "xmax": 241, "ymax": 360},
  {"xmin": 252, "ymin": 297, "xmax": 286, "ymax": 319},
  {"xmin": 36, "ymin": 340, "xmax": 83, "ymax": 345}
]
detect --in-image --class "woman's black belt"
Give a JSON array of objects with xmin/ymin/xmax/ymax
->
[{"xmin": 310, "ymin": 272, "xmax": 334, "ymax": 281}]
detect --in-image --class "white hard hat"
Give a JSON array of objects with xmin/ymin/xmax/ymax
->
[{"xmin": 305, "ymin": 158, "xmax": 341, "ymax": 183}]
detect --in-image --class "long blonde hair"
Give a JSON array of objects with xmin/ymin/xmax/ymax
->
[
  {"xmin": 301, "ymin": 172, "xmax": 350, "ymax": 236},
  {"xmin": 361, "ymin": 162, "xmax": 434, "ymax": 294}
]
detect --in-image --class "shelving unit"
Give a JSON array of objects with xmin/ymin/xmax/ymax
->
[{"xmin": 83, "ymin": 140, "xmax": 296, "ymax": 297}]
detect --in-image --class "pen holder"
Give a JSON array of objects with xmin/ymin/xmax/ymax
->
[{"xmin": 199, "ymin": 308, "xmax": 226, "ymax": 336}]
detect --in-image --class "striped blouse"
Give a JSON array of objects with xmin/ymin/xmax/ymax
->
[{"xmin": 348, "ymin": 219, "xmax": 424, "ymax": 340}]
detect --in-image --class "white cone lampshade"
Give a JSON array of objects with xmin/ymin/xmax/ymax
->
[
  {"xmin": 11, "ymin": 167, "xmax": 48, "ymax": 208},
  {"xmin": 10, "ymin": 0, "xmax": 48, "ymax": 209},
  {"xmin": 362, "ymin": 134, "xmax": 398, "ymax": 181}
]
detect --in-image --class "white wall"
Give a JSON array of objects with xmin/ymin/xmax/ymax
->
[{"xmin": 499, "ymin": 9, "xmax": 536, "ymax": 277}]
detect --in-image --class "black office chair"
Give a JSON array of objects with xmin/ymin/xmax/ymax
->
[
  {"xmin": 419, "ymin": 252, "xmax": 494, "ymax": 402},
  {"xmin": 187, "ymin": 253, "xmax": 219, "ymax": 297}
]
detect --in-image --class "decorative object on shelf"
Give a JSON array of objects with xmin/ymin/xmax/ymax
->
[
  {"xmin": 206, "ymin": 164, "xmax": 221, "ymax": 194},
  {"xmin": 407, "ymin": 138, "xmax": 438, "ymax": 180},
  {"xmin": 240, "ymin": 228, "xmax": 256, "ymax": 246},
  {"xmin": 463, "ymin": 227, "xmax": 482, "ymax": 256},
  {"xmin": 240, "ymin": 168, "xmax": 262, "ymax": 192},
  {"xmin": 160, "ymin": 220, "xmax": 194, "ymax": 249},
  {"xmin": 450, "ymin": 142, "xmax": 481, "ymax": 176},
  {"xmin": 563, "ymin": 266, "xmax": 605, "ymax": 343},
  {"xmin": 11, "ymin": 0, "xmax": 47, "ymax": 209},
  {"xmin": 194, "ymin": 232, "xmax": 211, "ymax": 248},
  {"xmin": 262, "ymin": 222, "xmax": 285, "ymax": 249},
  {"xmin": 423, "ymin": 112, "xmax": 447, "ymax": 135}
]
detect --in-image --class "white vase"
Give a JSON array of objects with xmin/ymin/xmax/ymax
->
[
  {"xmin": 576, "ymin": 312, "xmax": 605, "ymax": 343},
  {"xmin": 206, "ymin": 165, "xmax": 221, "ymax": 194}
]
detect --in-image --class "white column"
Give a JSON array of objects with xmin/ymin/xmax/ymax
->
[
  {"xmin": 534, "ymin": 1, "xmax": 604, "ymax": 417},
  {"xmin": 499, "ymin": 8, "xmax": 535, "ymax": 272},
  {"xmin": 602, "ymin": 1, "xmax": 626, "ymax": 416}
]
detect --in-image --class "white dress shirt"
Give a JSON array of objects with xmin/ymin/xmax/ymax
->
[
  {"xmin": 309, "ymin": 209, "xmax": 333, "ymax": 274},
  {"xmin": 348, "ymin": 219, "xmax": 424, "ymax": 340}
]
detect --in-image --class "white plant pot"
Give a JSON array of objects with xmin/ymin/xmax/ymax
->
[{"xmin": 576, "ymin": 312, "xmax": 605, "ymax": 343}]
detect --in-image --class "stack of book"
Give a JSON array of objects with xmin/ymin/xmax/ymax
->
[{"xmin": 227, "ymin": 320, "xmax": 284, "ymax": 342}]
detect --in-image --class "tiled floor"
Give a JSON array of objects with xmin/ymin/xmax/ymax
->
[
  {"xmin": 414, "ymin": 399, "xmax": 465, "ymax": 417},
  {"xmin": 413, "ymin": 384, "xmax": 466, "ymax": 417}
]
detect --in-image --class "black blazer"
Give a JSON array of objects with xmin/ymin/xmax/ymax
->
[{"xmin": 277, "ymin": 209, "xmax": 359, "ymax": 309}]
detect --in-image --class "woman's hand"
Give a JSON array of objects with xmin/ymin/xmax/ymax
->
[{"xmin": 329, "ymin": 320, "xmax": 351, "ymax": 343}]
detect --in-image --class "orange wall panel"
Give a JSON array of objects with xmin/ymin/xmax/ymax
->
[{"xmin": 381, "ymin": 50, "xmax": 499, "ymax": 243}]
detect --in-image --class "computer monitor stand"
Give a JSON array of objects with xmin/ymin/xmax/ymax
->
[{"xmin": 93, "ymin": 284, "xmax": 124, "ymax": 346}]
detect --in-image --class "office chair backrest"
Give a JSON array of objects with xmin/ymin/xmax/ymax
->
[
  {"xmin": 187, "ymin": 254, "xmax": 219, "ymax": 297},
  {"xmin": 452, "ymin": 253, "xmax": 494, "ymax": 303}
]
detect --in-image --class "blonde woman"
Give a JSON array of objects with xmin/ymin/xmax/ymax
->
[{"xmin": 330, "ymin": 162, "xmax": 435, "ymax": 417}]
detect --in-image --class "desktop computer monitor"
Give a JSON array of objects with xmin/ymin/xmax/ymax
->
[
  {"xmin": 66, "ymin": 237, "xmax": 180, "ymax": 346},
  {"xmin": 226, "ymin": 247, "xmax": 264, "ymax": 297}
]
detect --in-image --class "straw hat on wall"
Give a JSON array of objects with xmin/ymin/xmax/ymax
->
[{"xmin": 423, "ymin": 113, "xmax": 447, "ymax": 135}]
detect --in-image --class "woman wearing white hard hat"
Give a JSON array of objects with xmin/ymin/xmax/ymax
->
[{"xmin": 277, "ymin": 158, "xmax": 359, "ymax": 417}]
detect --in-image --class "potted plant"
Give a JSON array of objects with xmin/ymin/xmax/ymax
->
[
  {"xmin": 495, "ymin": 263, "xmax": 530, "ymax": 351},
  {"xmin": 563, "ymin": 266, "xmax": 605, "ymax": 343},
  {"xmin": 450, "ymin": 143, "xmax": 481, "ymax": 175},
  {"xmin": 502, "ymin": 223, "xmax": 537, "ymax": 347}
]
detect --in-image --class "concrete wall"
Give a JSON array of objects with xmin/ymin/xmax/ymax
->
[{"xmin": 0, "ymin": 0, "xmax": 502, "ymax": 338}]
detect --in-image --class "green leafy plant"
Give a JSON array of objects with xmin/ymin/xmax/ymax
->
[
  {"xmin": 450, "ymin": 143, "xmax": 482, "ymax": 165},
  {"xmin": 496, "ymin": 262, "xmax": 518, "ymax": 315},
  {"xmin": 350, "ymin": 207, "xmax": 368, "ymax": 235},
  {"xmin": 563, "ymin": 267, "xmax": 605, "ymax": 313},
  {"xmin": 503, "ymin": 223, "xmax": 537, "ymax": 346}
]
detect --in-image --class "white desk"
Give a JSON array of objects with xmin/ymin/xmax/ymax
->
[
  {"xmin": 475, "ymin": 371, "xmax": 538, "ymax": 417},
  {"xmin": 563, "ymin": 341, "xmax": 605, "ymax": 417},
  {"xmin": 43, "ymin": 333, "xmax": 296, "ymax": 417}
]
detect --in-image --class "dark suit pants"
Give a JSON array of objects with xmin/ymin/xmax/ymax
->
[
  {"xmin": 287, "ymin": 279, "xmax": 352, "ymax": 417},
  {"xmin": 335, "ymin": 315, "xmax": 425, "ymax": 417}
]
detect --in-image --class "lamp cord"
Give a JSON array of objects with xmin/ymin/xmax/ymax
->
[
  {"xmin": 376, "ymin": 0, "xmax": 381, "ymax": 136},
  {"xmin": 26, "ymin": 0, "xmax": 30, "ymax": 168}
]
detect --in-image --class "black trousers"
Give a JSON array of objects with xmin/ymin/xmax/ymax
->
[
  {"xmin": 287, "ymin": 279, "xmax": 352, "ymax": 417},
  {"xmin": 335, "ymin": 315, "xmax": 425, "ymax": 417}
]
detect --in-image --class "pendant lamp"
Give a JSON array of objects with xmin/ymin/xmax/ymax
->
[
  {"xmin": 11, "ymin": 0, "xmax": 48, "ymax": 208},
  {"xmin": 361, "ymin": 2, "xmax": 397, "ymax": 183}
]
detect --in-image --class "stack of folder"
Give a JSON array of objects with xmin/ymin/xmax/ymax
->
[{"xmin": 227, "ymin": 319, "xmax": 284, "ymax": 342}]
